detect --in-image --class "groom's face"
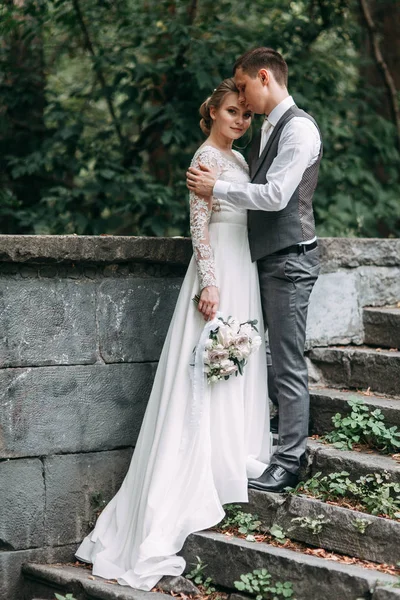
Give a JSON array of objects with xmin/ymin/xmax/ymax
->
[{"xmin": 234, "ymin": 68, "xmax": 265, "ymax": 115}]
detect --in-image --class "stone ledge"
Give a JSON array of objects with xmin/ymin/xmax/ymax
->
[
  {"xmin": 0, "ymin": 235, "xmax": 193, "ymax": 265},
  {"xmin": 309, "ymin": 386, "xmax": 400, "ymax": 434},
  {"xmin": 245, "ymin": 489, "xmax": 400, "ymax": 565},
  {"xmin": 319, "ymin": 238, "xmax": 400, "ymax": 271},
  {"xmin": 0, "ymin": 235, "xmax": 399, "ymax": 269},
  {"xmin": 23, "ymin": 563, "xmax": 166, "ymax": 600},
  {"xmin": 307, "ymin": 346, "xmax": 400, "ymax": 396},
  {"xmin": 181, "ymin": 530, "xmax": 397, "ymax": 600},
  {"xmin": 307, "ymin": 439, "xmax": 400, "ymax": 483},
  {"xmin": 0, "ymin": 545, "xmax": 76, "ymax": 600}
]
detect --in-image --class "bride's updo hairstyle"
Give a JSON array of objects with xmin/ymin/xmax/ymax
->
[{"xmin": 199, "ymin": 78, "xmax": 238, "ymax": 135}]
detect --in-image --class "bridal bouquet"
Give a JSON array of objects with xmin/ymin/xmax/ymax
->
[
  {"xmin": 203, "ymin": 316, "xmax": 262, "ymax": 384},
  {"xmin": 191, "ymin": 292, "xmax": 262, "ymax": 385}
]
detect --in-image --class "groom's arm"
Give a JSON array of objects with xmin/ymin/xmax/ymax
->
[{"xmin": 187, "ymin": 118, "xmax": 321, "ymax": 212}]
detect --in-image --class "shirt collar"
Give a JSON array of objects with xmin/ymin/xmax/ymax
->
[{"xmin": 266, "ymin": 96, "xmax": 295, "ymax": 127}]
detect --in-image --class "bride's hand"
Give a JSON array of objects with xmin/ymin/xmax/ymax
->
[{"xmin": 198, "ymin": 286, "xmax": 219, "ymax": 321}]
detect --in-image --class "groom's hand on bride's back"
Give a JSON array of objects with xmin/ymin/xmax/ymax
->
[{"xmin": 198, "ymin": 286, "xmax": 219, "ymax": 321}]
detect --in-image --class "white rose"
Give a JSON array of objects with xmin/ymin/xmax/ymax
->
[
  {"xmin": 251, "ymin": 336, "xmax": 262, "ymax": 353},
  {"xmin": 221, "ymin": 364, "xmax": 238, "ymax": 376},
  {"xmin": 217, "ymin": 324, "xmax": 235, "ymax": 347},
  {"xmin": 204, "ymin": 338, "xmax": 214, "ymax": 350},
  {"xmin": 220, "ymin": 358, "xmax": 234, "ymax": 370}
]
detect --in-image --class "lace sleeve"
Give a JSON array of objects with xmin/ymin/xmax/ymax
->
[{"xmin": 189, "ymin": 147, "xmax": 223, "ymax": 291}]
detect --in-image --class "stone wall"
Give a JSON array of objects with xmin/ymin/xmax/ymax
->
[
  {"xmin": 0, "ymin": 235, "xmax": 399, "ymax": 599},
  {"xmin": 307, "ymin": 238, "xmax": 400, "ymax": 347}
]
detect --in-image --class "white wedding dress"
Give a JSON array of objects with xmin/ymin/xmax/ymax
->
[{"xmin": 75, "ymin": 144, "xmax": 270, "ymax": 590}]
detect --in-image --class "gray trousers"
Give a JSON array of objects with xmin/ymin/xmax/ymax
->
[{"xmin": 257, "ymin": 246, "xmax": 320, "ymax": 474}]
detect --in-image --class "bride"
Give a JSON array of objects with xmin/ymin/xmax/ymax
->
[{"xmin": 75, "ymin": 78, "xmax": 270, "ymax": 591}]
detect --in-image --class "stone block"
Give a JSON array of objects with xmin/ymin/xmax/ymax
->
[
  {"xmin": 239, "ymin": 489, "xmax": 284, "ymax": 529},
  {"xmin": 364, "ymin": 307, "xmax": 400, "ymax": 349},
  {"xmin": 306, "ymin": 272, "xmax": 362, "ymax": 347},
  {"xmin": 44, "ymin": 449, "xmax": 133, "ymax": 546},
  {"xmin": 309, "ymin": 387, "xmax": 400, "ymax": 435},
  {"xmin": 0, "ymin": 278, "xmax": 97, "ymax": 368},
  {"xmin": 308, "ymin": 346, "xmax": 400, "ymax": 396},
  {"xmin": 275, "ymin": 495, "xmax": 400, "ymax": 565},
  {"xmin": 23, "ymin": 563, "xmax": 167, "ymax": 600},
  {"xmin": 0, "ymin": 544, "xmax": 76, "ymax": 600},
  {"xmin": 181, "ymin": 531, "xmax": 396, "ymax": 600},
  {"xmin": 98, "ymin": 278, "xmax": 182, "ymax": 362},
  {"xmin": 246, "ymin": 489, "xmax": 400, "ymax": 565},
  {"xmin": 158, "ymin": 575, "xmax": 201, "ymax": 595},
  {"xmin": 0, "ymin": 234, "xmax": 192, "ymax": 265},
  {"xmin": 0, "ymin": 363, "xmax": 155, "ymax": 458},
  {"xmin": 310, "ymin": 440, "xmax": 400, "ymax": 483},
  {"xmin": 358, "ymin": 267, "xmax": 400, "ymax": 307},
  {"xmin": 0, "ymin": 458, "xmax": 44, "ymax": 551},
  {"xmin": 319, "ymin": 238, "xmax": 400, "ymax": 271},
  {"xmin": 374, "ymin": 587, "xmax": 400, "ymax": 600}
]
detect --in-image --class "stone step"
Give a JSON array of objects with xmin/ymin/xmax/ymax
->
[
  {"xmin": 245, "ymin": 489, "xmax": 400, "ymax": 565},
  {"xmin": 364, "ymin": 306, "xmax": 400, "ymax": 349},
  {"xmin": 304, "ymin": 439, "xmax": 400, "ymax": 484},
  {"xmin": 307, "ymin": 345, "xmax": 400, "ymax": 396},
  {"xmin": 22, "ymin": 563, "xmax": 166, "ymax": 600},
  {"xmin": 309, "ymin": 386, "xmax": 400, "ymax": 434},
  {"xmin": 181, "ymin": 530, "xmax": 399, "ymax": 600}
]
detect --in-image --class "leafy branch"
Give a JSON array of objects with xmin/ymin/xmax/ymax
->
[{"xmin": 71, "ymin": 0, "xmax": 126, "ymax": 152}]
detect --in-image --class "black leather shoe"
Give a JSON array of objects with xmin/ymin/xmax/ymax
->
[
  {"xmin": 270, "ymin": 414, "xmax": 279, "ymax": 434},
  {"xmin": 248, "ymin": 464, "xmax": 298, "ymax": 493}
]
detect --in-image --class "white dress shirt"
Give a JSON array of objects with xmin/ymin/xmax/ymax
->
[{"xmin": 213, "ymin": 97, "xmax": 321, "ymax": 224}]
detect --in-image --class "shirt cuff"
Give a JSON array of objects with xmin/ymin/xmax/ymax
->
[{"xmin": 213, "ymin": 179, "xmax": 230, "ymax": 200}]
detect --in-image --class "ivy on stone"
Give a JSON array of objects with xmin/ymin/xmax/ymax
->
[
  {"xmin": 323, "ymin": 397, "xmax": 400, "ymax": 454},
  {"xmin": 234, "ymin": 568, "xmax": 296, "ymax": 599},
  {"xmin": 291, "ymin": 470, "xmax": 400, "ymax": 520},
  {"xmin": 219, "ymin": 504, "xmax": 262, "ymax": 537}
]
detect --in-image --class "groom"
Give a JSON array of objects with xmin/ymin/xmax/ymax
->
[{"xmin": 186, "ymin": 47, "xmax": 322, "ymax": 493}]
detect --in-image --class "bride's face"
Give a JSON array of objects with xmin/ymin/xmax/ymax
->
[{"xmin": 210, "ymin": 92, "xmax": 252, "ymax": 140}]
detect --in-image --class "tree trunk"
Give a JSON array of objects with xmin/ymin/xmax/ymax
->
[{"xmin": 359, "ymin": 0, "xmax": 400, "ymax": 132}]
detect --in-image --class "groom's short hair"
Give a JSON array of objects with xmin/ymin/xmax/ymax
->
[{"xmin": 233, "ymin": 47, "xmax": 288, "ymax": 87}]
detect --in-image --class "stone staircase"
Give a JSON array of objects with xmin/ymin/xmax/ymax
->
[{"xmin": 22, "ymin": 306, "xmax": 400, "ymax": 600}]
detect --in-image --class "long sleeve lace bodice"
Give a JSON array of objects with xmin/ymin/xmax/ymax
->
[{"xmin": 189, "ymin": 145, "xmax": 250, "ymax": 291}]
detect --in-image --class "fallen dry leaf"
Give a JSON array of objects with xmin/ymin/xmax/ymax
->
[{"xmin": 361, "ymin": 387, "xmax": 372, "ymax": 396}]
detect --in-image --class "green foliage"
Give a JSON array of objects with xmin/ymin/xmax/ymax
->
[
  {"xmin": 352, "ymin": 517, "xmax": 372, "ymax": 534},
  {"xmin": 220, "ymin": 504, "xmax": 262, "ymax": 537},
  {"xmin": 234, "ymin": 568, "xmax": 296, "ymax": 599},
  {"xmin": 0, "ymin": 0, "xmax": 399, "ymax": 237},
  {"xmin": 323, "ymin": 398, "xmax": 400, "ymax": 454},
  {"xmin": 290, "ymin": 514, "xmax": 329, "ymax": 535},
  {"xmin": 186, "ymin": 556, "xmax": 216, "ymax": 595},
  {"xmin": 269, "ymin": 523, "xmax": 287, "ymax": 542},
  {"xmin": 55, "ymin": 594, "xmax": 77, "ymax": 600},
  {"xmin": 291, "ymin": 470, "xmax": 400, "ymax": 520}
]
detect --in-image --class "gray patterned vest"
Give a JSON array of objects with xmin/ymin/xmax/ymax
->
[{"xmin": 247, "ymin": 105, "xmax": 322, "ymax": 261}]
